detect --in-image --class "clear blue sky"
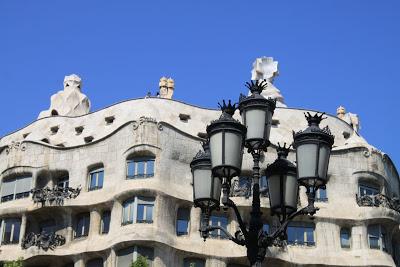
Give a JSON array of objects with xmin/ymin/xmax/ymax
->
[{"xmin": 0, "ymin": 1, "xmax": 399, "ymax": 168}]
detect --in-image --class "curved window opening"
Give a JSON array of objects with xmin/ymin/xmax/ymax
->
[
  {"xmin": 126, "ymin": 156, "xmax": 155, "ymax": 179},
  {"xmin": 88, "ymin": 166, "xmax": 104, "ymax": 191},
  {"xmin": 368, "ymin": 224, "xmax": 387, "ymax": 251},
  {"xmin": 340, "ymin": 227, "xmax": 351, "ymax": 248},
  {"xmin": 101, "ymin": 210, "xmax": 111, "ymax": 234},
  {"xmin": 287, "ymin": 222, "xmax": 315, "ymax": 246},
  {"xmin": 117, "ymin": 246, "xmax": 154, "ymax": 267},
  {"xmin": 176, "ymin": 207, "xmax": 190, "ymax": 236},
  {"xmin": 75, "ymin": 213, "xmax": 90, "ymax": 238},
  {"xmin": 122, "ymin": 196, "xmax": 155, "ymax": 225},
  {"xmin": 86, "ymin": 258, "xmax": 103, "ymax": 267},
  {"xmin": 1, "ymin": 175, "xmax": 32, "ymax": 203}
]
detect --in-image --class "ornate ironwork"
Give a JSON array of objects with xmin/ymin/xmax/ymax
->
[
  {"xmin": 31, "ymin": 185, "xmax": 81, "ymax": 206},
  {"xmin": 356, "ymin": 194, "xmax": 400, "ymax": 213},
  {"xmin": 22, "ymin": 232, "xmax": 65, "ymax": 251}
]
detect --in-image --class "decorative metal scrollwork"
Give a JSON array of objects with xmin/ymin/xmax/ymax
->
[
  {"xmin": 31, "ymin": 185, "xmax": 81, "ymax": 206},
  {"xmin": 22, "ymin": 232, "xmax": 65, "ymax": 251},
  {"xmin": 356, "ymin": 194, "xmax": 400, "ymax": 213}
]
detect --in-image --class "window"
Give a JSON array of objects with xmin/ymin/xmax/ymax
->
[
  {"xmin": 75, "ymin": 213, "xmax": 90, "ymax": 238},
  {"xmin": 57, "ymin": 176, "xmax": 69, "ymax": 189},
  {"xmin": 368, "ymin": 224, "xmax": 387, "ymax": 251},
  {"xmin": 340, "ymin": 228, "xmax": 351, "ymax": 248},
  {"xmin": 176, "ymin": 208, "xmax": 190, "ymax": 236},
  {"xmin": 122, "ymin": 197, "xmax": 155, "ymax": 225},
  {"xmin": 126, "ymin": 157, "xmax": 155, "ymax": 179},
  {"xmin": 0, "ymin": 218, "xmax": 21, "ymax": 244},
  {"xmin": 209, "ymin": 215, "xmax": 228, "ymax": 239},
  {"xmin": 86, "ymin": 258, "xmax": 103, "ymax": 267},
  {"xmin": 183, "ymin": 258, "xmax": 205, "ymax": 267},
  {"xmin": 260, "ymin": 175, "xmax": 269, "ymax": 197},
  {"xmin": 263, "ymin": 224, "xmax": 270, "ymax": 234},
  {"xmin": 88, "ymin": 168, "xmax": 104, "ymax": 191},
  {"xmin": 287, "ymin": 222, "xmax": 315, "ymax": 246},
  {"xmin": 40, "ymin": 219, "xmax": 56, "ymax": 234},
  {"xmin": 359, "ymin": 183, "xmax": 379, "ymax": 197},
  {"xmin": 1, "ymin": 175, "xmax": 32, "ymax": 202},
  {"xmin": 101, "ymin": 211, "xmax": 111, "ymax": 234},
  {"xmin": 315, "ymin": 188, "xmax": 328, "ymax": 202},
  {"xmin": 117, "ymin": 246, "xmax": 154, "ymax": 267}
]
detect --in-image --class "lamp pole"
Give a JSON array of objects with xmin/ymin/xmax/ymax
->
[{"xmin": 191, "ymin": 80, "xmax": 335, "ymax": 267}]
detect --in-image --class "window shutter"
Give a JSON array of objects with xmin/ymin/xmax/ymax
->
[
  {"xmin": 15, "ymin": 176, "xmax": 32, "ymax": 194},
  {"xmin": 1, "ymin": 178, "xmax": 16, "ymax": 197}
]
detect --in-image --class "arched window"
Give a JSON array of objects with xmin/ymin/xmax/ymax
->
[
  {"xmin": 368, "ymin": 224, "xmax": 387, "ymax": 251},
  {"xmin": 1, "ymin": 175, "xmax": 32, "ymax": 203},
  {"xmin": 88, "ymin": 166, "xmax": 104, "ymax": 191},
  {"xmin": 122, "ymin": 197, "xmax": 155, "ymax": 225},
  {"xmin": 176, "ymin": 207, "xmax": 190, "ymax": 236},
  {"xmin": 340, "ymin": 227, "xmax": 351, "ymax": 248},
  {"xmin": 126, "ymin": 156, "xmax": 155, "ymax": 179}
]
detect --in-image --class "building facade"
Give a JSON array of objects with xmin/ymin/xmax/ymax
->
[{"xmin": 0, "ymin": 58, "xmax": 399, "ymax": 267}]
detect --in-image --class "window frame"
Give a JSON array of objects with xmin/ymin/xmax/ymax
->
[
  {"xmin": 57, "ymin": 176, "xmax": 70, "ymax": 189},
  {"xmin": 287, "ymin": 222, "xmax": 315, "ymax": 246},
  {"xmin": 88, "ymin": 168, "xmax": 104, "ymax": 191},
  {"xmin": 368, "ymin": 224, "xmax": 387, "ymax": 251},
  {"xmin": 126, "ymin": 157, "xmax": 155, "ymax": 179},
  {"xmin": 101, "ymin": 210, "xmax": 111, "ymax": 234},
  {"xmin": 340, "ymin": 227, "xmax": 351, "ymax": 249},
  {"xmin": 0, "ymin": 218, "xmax": 21, "ymax": 245},
  {"xmin": 209, "ymin": 214, "xmax": 229, "ymax": 239},
  {"xmin": 122, "ymin": 196, "xmax": 155, "ymax": 225},
  {"xmin": 116, "ymin": 245, "xmax": 154, "ymax": 267},
  {"xmin": 1, "ymin": 175, "xmax": 32, "ymax": 203},
  {"xmin": 75, "ymin": 213, "xmax": 90, "ymax": 238},
  {"xmin": 359, "ymin": 183, "xmax": 380, "ymax": 197},
  {"xmin": 315, "ymin": 187, "xmax": 328, "ymax": 202},
  {"xmin": 176, "ymin": 207, "xmax": 190, "ymax": 236}
]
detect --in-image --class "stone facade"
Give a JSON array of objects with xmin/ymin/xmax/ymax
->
[{"xmin": 0, "ymin": 72, "xmax": 399, "ymax": 267}]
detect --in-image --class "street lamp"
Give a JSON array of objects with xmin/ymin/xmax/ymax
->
[{"xmin": 190, "ymin": 80, "xmax": 335, "ymax": 267}]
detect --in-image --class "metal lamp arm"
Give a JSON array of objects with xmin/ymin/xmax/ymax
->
[
  {"xmin": 204, "ymin": 225, "xmax": 246, "ymax": 246},
  {"xmin": 225, "ymin": 198, "xmax": 249, "ymax": 239}
]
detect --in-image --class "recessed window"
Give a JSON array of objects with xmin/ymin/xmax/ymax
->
[
  {"xmin": 75, "ymin": 213, "xmax": 90, "ymax": 238},
  {"xmin": 57, "ymin": 176, "xmax": 70, "ymax": 189},
  {"xmin": 101, "ymin": 210, "xmax": 111, "ymax": 234},
  {"xmin": 126, "ymin": 157, "xmax": 155, "ymax": 179},
  {"xmin": 0, "ymin": 218, "xmax": 21, "ymax": 245},
  {"xmin": 368, "ymin": 224, "xmax": 387, "ymax": 251},
  {"xmin": 50, "ymin": 126, "xmax": 59, "ymax": 135},
  {"xmin": 287, "ymin": 222, "xmax": 315, "ymax": 246},
  {"xmin": 340, "ymin": 228, "xmax": 351, "ymax": 248},
  {"xmin": 176, "ymin": 208, "xmax": 190, "ymax": 236},
  {"xmin": 260, "ymin": 175, "xmax": 269, "ymax": 197},
  {"xmin": 88, "ymin": 167, "xmax": 104, "ymax": 191},
  {"xmin": 1, "ymin": 175, "xmax": 32, "ymax": 202},
  {"xmin": 359, "ymin": 183, "xmax": 379, "ymax": 197},
  {"xmin": 263, "ymin": 224, "xmax": 270, "ymax": 234},
  {"xmin": 117, "ymin": 246, "xmax": 154, "ymax": 267},
  {"xmin": 179, "ymin": 113, "xmax": 191, "ymax": 122},
  {"xmin": 315, "ymin": 187, "xmax": 328, "ymax": 202},
  {"xmin": 86, "ymin": 258, "xmax": 103, "ymax": 267},
  {"xmin": 122, "ymin": 197, "xmax": 155, "ymax": 225},
  {"xmin": 84, "ymin": 136, "xmax": 94, "ymax": 143},
  {"xmin": 39, "ymin": 219, "xmax": 56, "ymax": 234},
  {"xmin": 209, "ymin": 215, "xmax": 228, "ymax": 239},
  {"xmin": 183, "ymin": 258, "xmax": 205, "ymax": 267}
]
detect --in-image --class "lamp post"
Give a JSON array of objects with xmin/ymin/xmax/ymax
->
[{"xmin": 191, "ymin": 80, "xmax": 335, "ymax": 267}]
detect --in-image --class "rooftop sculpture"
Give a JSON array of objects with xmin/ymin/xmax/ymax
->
[{"xmin": 38, "ymin": 74, "xmax": 91, "ymax": 119}]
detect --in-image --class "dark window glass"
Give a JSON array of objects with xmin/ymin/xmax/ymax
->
[
  {"xmin": 101, "ymin": 211, "xmax": 111, "ymax": 234},
  {"xmin": 126, "ymin": 157, "xmax": 155, "ymax": 179},
  {"xmin": 359, "ymin": 184, "xmax": 379, "ymax": 197},
  {"xmin": 122, "ymin": 197, "xmax": 154, "ymax": 224},
  {"xmin": 209, "ymin": 215, "xmax": 228, "ymax": 239},
  {"xmin": 40, "ymin": 219, "xmax": 56, "ymax": 234},
  {"xmin": 75, "ymin": 213, "xmax": 90, "ymax": 238},
  {"xmin": 1, "ymin": 218, "xmax": 21, "ymax": 244},
  {"xmin": 137, "ymin": 246, "xmax": 154, "ymax": 267},
  {"xmin": 340, "ymin": 228, "xmax": 351, "ymax": 248},
  {"xmin": 177, "ymin": 208, "xmax": 190, "ymax": 236},
  {"xmin": 86, "ymin": 258, "xmax": 103, "ymax": 267},
  {"xmin": 263, "ymin": 224, "xmax": 270, "ymax": 234},
  {"xmin": 316, "ymin": 188, "xmax": 328, "ymax": 202},
  {"xmin": 89, "ymin": 168, "xmax": 104, "ymax": 191},
  {"xmin": 57, "ymin": 177, "xmax": 69, "ymax": 189},
  {"xmin": 287, "ymin": 223, "xmax": 315, "ymax": 246}
]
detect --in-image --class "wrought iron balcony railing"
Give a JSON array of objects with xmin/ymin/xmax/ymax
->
[
  {"xmin": 21, "ymin": 232, "xmax": 66, "ymax": 251},
  {"xmin": 356, "ymin": 194, "xmax": 400, "ymax": 213},
  {"xmin": 31, "ymin": 185, "xmax": 81, "ymax": 206}
]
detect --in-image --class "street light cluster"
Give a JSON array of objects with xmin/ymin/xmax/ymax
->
[{"xmin": 190, "ymin": 80, "xmax": 335, "ymax": 267}]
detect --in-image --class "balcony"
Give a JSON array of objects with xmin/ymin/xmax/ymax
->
[
  {"xmin": 31, "ymin": 185, "xmax": 81, "ymax": 206},
  {"xmin": 356, "ymin": 194, "xmax": 400, "ymax": 213},
  {"xmin": 21, "ymin": 232, "xmax": 65, "ymax": 251}
]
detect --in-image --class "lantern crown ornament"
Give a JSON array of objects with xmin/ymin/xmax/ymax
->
[
  {"xmin": 245, "ymin": 79, "xmax": 268, "ymax": 95},
  {"xmin": 218, "ymin": 100, "xmax": 237, "ymax": 118},
  {"xmin": 292, "ymin": 112, "xmax": 335, "ymax": 189}
]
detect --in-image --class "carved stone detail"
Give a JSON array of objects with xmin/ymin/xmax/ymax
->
[
  {"xmin": 5, "ymin": 141, "xmax": 26, "ymax": 154},
  {"xmin": 132, "ymin": 116, "xmax": 163, "ymax": 131}
]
